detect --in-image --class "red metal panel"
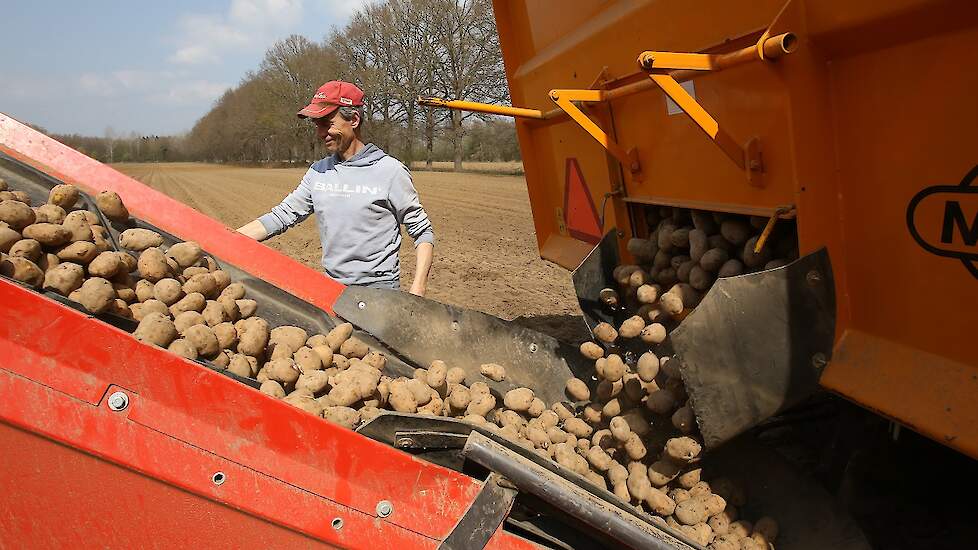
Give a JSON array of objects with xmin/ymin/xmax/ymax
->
[
  {"xmin": 0, "ymin": 113, "xmax": 345, "ymax": 313},
  {"xmin": 0, "ymin": 280, "xmax": 539, "ymax": 549}
]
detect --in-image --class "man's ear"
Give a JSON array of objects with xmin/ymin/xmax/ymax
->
[{"xmin": 351, "ymin": 111, "xmax": 361, "ymax": 130}]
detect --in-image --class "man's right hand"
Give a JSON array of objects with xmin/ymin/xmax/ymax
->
[{"xmin": 236, "ymin": 219, "xmax": 269, "ymax": 241}]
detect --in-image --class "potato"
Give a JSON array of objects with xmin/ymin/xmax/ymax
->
[
  {"xmin": 201, "ymin": 300, "xmax": 229, "ymax": 327},
  {"xmin": 677, "ymin": 467, "xmax": 702, "ymax": 489},
  {"xmin": 92, "ymin": 190, "xmax": 129, "ymax": 222},
  {"xmin": 426, "ymin": 359, "xmax": 448, "ymax": 389},
  {"xmin": 361, "ymin": 351, "xmax": 386, "ymax": 371},
  {"xmin": 442, "ymin": 366, "xmax": 465, "ymax": 385},
  {"xmin": 202, "ymin": 267, "xmax": 227, "ymax": 289},
  {"xmin": 618, "ymin": 315, "xmax": 645, "ymax": 339},
  {"xmin": 170, "ymin": 292, "xmax": 205, "ymax": 316},
  {"xmin": 36, "ymin": 257, "xmax": 79, "ymax": 291},
  {"xmin": 265, "ymin": 357, "xmax": 301, "ymax": 385},
  {"xmin": 236, "ymin": 317, "xmax": 270, "ymax": 356},
  {"xmin": 9, "ymin": 238, "xmax": 41, "ymax": 262},
  {"xmin": 621, "ymin": 432, "xmax": 645, "ymax": 460},
  {"xmin": 132, "ymin": 299, "xmax": 170, "ymax": 321},
  {"xmin": 153, "ymin": 278, "xmax": 184, "ymax": 306},
  {"xmin": 551, "ymin": 401, "xmax": 574, "ymax": 421},
  {"xmin": 56, "ymin": 241, "xmax": 97, "ymax": 264},
  {"xmin": 592, "ymin": 322, "xmax": 617, "ymax": 344},
  {"xmin": 479, "ymin": 363, "xmax": 506, "ymax": 381},
  {"xmin": 134, "ymin": 312, "xmax": 177, "ymax": 347},
  {"xmin": 720, "ymin": 219, "xmax": 751, "ymax": 246},
  {"xmin": 648, "ymin": 459, "xmax": 681, "ymax": 487},
  {"xmin": 226, "ymin": 354, "xmax": 253, "ymax": 377},
  {"xmin": 673, "ymin": 497, "xmax": 709, "ymax": 526},
  {"xmin": 553, "ymin": 376, "xmax": 588, "ymax": 402},
  {"xmin": 0, "ymin": 225, "xmax": 21, "ymax": 253},
  {"xmin": 654, "ymin": 266, "xmax": 678, "ymax": 286},
  {"xmin": 331, "ymin": 354, "xmax": 350, "ymax": 370},
  {"xmin": 582, "ymin": 402, "xmax": 603, "ymax": 424},
  {"xmin": 182, "ymin": 273, "xmax": 216, "ymax": 298},
  {"xmin": 466, "ymin": 393, "xmax": 496, "ymax": 416},
  {"xmin": 61, "ymin": 211, "xmax": 93, "ymax": 242},
  {"xmin": 702, "ymin": 493, "xmax": 727, "ymax": 517},
  {"xmin": 22, "ymin": 223, "xmax": 69, "ymax": 247},
  {"xmin": 325, "ymin": 322, "xmax": 354, "ymax": 351},
  {"xmin": 503, "ymin": 387, "xmax": 534, "ymax": 412},
  {"xmin": 228, "ymin": 299, "xmax": 254, "ymax": 319},
  {"xmin": 295, "ymin": 370, "xmax": 330, "ymax": 394},
  {"xmin": 672, "ymin": 405, "xmax": 696, "ymax": 433},
  {"xmin": 577, "ymin": 342, "xmax": 604, "ymax": 362},
  {"xmin": 699, "ymin": 248, "xmax": 730, "ymax": 272},
  {"xmin": 84, "ymin": 251, "xmax": 121, "ymax": 279},
  {"xmin": 717, "ymin": 258, "xmax": 745, "ymax": 278},
  {"xmin": 752, "ymin": 517, "xmax": 778, "ymax": 542},
  {"xmin": 563, "ymin": 417, "xmax": 592, "ymax": 438},
  {"xmin": 71, "ymin": 277, "xmax": 114, "ymax": 313},
  {"xmin": 603, "ymin": 354, "xmax": 626, "ymax": 382},
  {"xmin": 632, "ymin": 353, "xmax": 659, "ymax": 383},
  {"xmin": 174, "ymin": 311, "xmax": 206, "ymax": 333},
  {"xmin": 339, "ymin": 336, "xmax": 368, "ymax": 359},
  {"xmin": 137, "ymin": 247, "xmax": 168, "ymax": 281},
  {"xmin": 183, "ymin": 324, "xmax": 220, "ymax": 358},
  {"xmin": 167, "ymin": 338, "xmax": 198, "ymax": 360},
  {"xmin": 710, "ymin": 534, "xmax": 739, "ymax": 550},
  {"xmin": 645, "ymin": 487, "xmax": 677, "ymax": 516},
  {"xmin": 34, "ymin": 204, "xmax": 66, "ymax": 225},
  {"xmin": 47, "ymin": 184, "xmax": 79, "ymax": 209},
  {"xmin": 665, "ymin": 437, "xmax": 702, "ymax": 463},
  {"xmin": 728, "ymin": 520, "xmax": 753, "ymax": 539},
  {"xmin": 283, "ymin": 393, "xmax": 324, "ymax": 416},
  {"xmin": 219, "ymin": 282, "xmax": 247, "ymax": 302},
  {"xmin": 213, "ymin": 322, "xmax": 238, "ymax": 349},
  {"xmin": 388, "ymin": 382, "xmax": 418, "ymax": 413},
  {"xmin": 215, "ymin": 295, "xmax": 239, "ymax": 321},
  {"xmin": 259, "ymin": 380, "xmax": 286, "ymax": 398},
  {"xmin": 120, "ymin": 228, "xmax": 164, "ymax": 251},
  {"xmin": 324, "ymin": 406, "xmax": 360, "ymax": 429},
  {"xmin": 601, "ymin": 397, "xmax": 623, "ymax": 420},
  {"xmin": 1, "ymin": 256, "xmax": 43, "ymax": 287}
]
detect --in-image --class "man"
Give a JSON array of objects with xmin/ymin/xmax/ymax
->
[{"xmin": 236, "ymin": 81, "xmax": 435, "ymax": 296}]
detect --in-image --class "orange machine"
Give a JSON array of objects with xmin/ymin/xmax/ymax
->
[{"xmin": 425, "ymin": 0, "xmax": 978, "ymax": 458}]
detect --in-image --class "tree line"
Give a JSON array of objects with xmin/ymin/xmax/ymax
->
[{"xmin": 48, "ymin": 0, "xmax": 519, "ymax": 169}]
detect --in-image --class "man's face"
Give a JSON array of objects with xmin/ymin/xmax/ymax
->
[{"xmin": 312, "ymin": 109, "xmax": 357, "ymax": 155}]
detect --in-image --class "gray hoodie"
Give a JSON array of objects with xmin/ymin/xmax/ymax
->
[{"xmin": 258, "ymin": 143, "xmax": 434, "ymax": 286}]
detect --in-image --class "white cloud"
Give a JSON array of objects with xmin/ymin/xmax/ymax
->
[
  {"xmin": 74, "ymin": 70, "xmax": 228, "ymax": 106},
  {"xmin": 168, "ymin": 0, "xmax": 306, "ymax": 65}
]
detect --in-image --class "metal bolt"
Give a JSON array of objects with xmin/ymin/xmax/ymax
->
[
  {"xmin": 396, "ymin": 437, "xmax": 415, "ymax": 448},
  {"xmin": 376, "ymin": 500, "xmax": 394, "ymax": 518},
  {"xmin": 806, "ymin": 270, "xmax": 822, "ymax": 286},
  {"xmin": 811, "ymin": 352, "xmax": 827, "ymax": 371},
  {"xmin": 529, "ymin": 343, "xmax": 538, "ymax": 353},
  {"xmin": 331, "ymin": 518, "xmax": 344, "ymax": 530},
  {"xmin": 451, "ymin": 321, "xmax": 460, "ymax": 331},
  {"xmin": 357, "ymin": 301, "xmax": 366, "ymax": 310},
  {"xmin": 212, "ymin": 471, "xmax": 226, "ymax": 486},
  {"xmin": 749, "ymin": 159, "xmax": 762, "ymax": 171},
  {"xmin": 107, "ymin": 391, "xmax": 129, "ymax": 411}
]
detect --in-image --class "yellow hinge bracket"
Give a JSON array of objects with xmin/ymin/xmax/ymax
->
[{"xmin": 549, "ymin": 89, "xmax": 642, "ymax": 182}]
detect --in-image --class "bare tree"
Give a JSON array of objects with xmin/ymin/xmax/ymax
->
[{"xmin": 429, "ymin": 0, "xmax": 508, "ymax": 170}]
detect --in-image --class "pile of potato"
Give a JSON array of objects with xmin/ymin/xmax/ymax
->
[{"xmin": 2, "ymin": 181, "xmax": 782, "ymax": 548}]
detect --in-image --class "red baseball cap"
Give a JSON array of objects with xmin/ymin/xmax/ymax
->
[{"xmin": 297, "ymin": 81, "xmax": 365, "ymax": 119}]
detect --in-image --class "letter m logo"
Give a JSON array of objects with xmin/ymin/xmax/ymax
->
[{"xmin": 941, "ymin": 201, "xmax": 978, "ymax": 246}]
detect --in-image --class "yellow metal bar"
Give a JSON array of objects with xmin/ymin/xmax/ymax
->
[
  {"xmin": 417, "ymin": 97, "xmax": 545, "ymax": 120},
  {"xmin": 549, "ymin": 89, "xmax": 641, "ymax": 178},
  {"xmin": 649, "ymin": 74, "xmax": 746, "ymax": 170}
]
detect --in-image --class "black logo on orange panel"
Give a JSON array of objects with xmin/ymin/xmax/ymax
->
[{"xmin": 906, "ymin": 165, "xmax": 978, "ymax": 279}]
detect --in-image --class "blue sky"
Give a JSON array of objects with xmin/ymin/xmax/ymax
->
[{"xmin": 0, "ymin": 0, "xmax": 365, "ymax": 136}]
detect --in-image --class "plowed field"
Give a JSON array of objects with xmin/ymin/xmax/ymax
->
[{"xmin": 113, "ymin": 162, "xmax": 585, "ymax": 341}]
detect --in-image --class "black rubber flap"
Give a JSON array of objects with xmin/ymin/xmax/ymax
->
[{"xmin": 671, "ymin": 247, "xmax": 836, "ymax": 449}]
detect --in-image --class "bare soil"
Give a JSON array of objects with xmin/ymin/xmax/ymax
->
[{"xmin": 113, "ymin": 162, "xmax": 586, "ymax": 342}]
